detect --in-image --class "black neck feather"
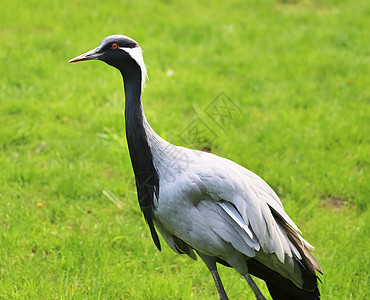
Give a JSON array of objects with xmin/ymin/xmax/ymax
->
[{"xmin": 118, "ymin": 59, "xmax": 161, "ymax": 250}]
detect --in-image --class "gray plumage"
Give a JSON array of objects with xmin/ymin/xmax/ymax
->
[{"xmin": 69, "ymin": 35, "xmax": 322, "ymax": 300}]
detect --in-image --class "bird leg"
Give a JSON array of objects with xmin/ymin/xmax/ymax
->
[
  {"xmin": 244, "ymin": 274, "xmax": 266, "ymax": 300},
  {"xmin": 197, "ymin": 251, "xmax": 229, "ymax": 300},
  {"xmin": 210, "ymin": 268, "xmax": 229, "ymax": 300}
]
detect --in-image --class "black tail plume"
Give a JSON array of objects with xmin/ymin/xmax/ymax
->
[{"xmin": 247, "ymin": 259, "xmax": 320, "ymax": 300}]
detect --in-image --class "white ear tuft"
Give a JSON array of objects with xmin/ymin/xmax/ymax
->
[{"xmin": 119, "ymin": 46, "xmax": 148, "ymax": 90}]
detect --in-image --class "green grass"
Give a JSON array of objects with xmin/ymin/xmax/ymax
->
[{"xmin": 0, "ymin": 0, "xmax": 369, "ymax": 299}]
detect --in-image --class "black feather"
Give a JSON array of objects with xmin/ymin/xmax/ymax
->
[{"xmin": 247, "ymin": 259, "xmax": 320, "ymax": 300}]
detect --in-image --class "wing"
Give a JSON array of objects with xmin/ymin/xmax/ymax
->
[{"xmin": 180, "ymin": 150, "xmax": 318, "ymax": 271}]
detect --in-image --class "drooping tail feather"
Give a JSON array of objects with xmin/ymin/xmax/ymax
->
[
  {"xmin": 272, "ymin": 209, "xmax": 322, "ymax": 290},
  {"xmin": 247, "ymin": 258, "xmax": 320, "ymax": 300},
  {"xmin": 246, "ymin": 209, "xmax": 322, "ymax": 299}
]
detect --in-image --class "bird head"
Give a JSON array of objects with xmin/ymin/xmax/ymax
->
[{"xmin": 69, "ymin": 35, "xmax": 147, "ymax": 88}]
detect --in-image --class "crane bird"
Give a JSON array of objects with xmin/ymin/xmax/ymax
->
[{"xmin": 69, "ymin": 35, "xmax": 322, "ymax": 300}]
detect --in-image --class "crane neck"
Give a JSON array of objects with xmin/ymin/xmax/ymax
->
[
  {"xmin": 119, "ymin": 61, "xmax": 163, "ymax": 250},
  {"xmin": 120, "ymin": 66, "xmax": 168, "ymax": 156}
]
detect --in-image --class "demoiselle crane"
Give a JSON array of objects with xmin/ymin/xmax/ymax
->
[{"xmin": 69, "ymin": 35, "xmax": 322, "ymax": 300}]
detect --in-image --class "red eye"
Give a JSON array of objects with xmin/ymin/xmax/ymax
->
[{"xmin": 112, "ymin": 43, "xmax": 118, "ymax": 49}]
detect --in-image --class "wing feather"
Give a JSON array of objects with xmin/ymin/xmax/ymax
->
[
  {"xmin": 190, "ymin": 151, "xmax": 308, "ymax": 266},
  {"xmin": 218, "ymin": 201, "xmax": 254, "ymax": 239}
]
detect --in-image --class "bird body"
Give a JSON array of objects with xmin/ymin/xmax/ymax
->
[
  {"xmin": 69, "ymin": 35, "xmax": 322, "ymax": 300},
  {"xmin": 149, "ymin": 135, "xmax": 315, "ymax": 287}
]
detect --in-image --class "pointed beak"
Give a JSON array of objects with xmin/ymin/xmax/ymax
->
[{"xmin": 68, "ymin": 48, "xmax": 101, "ymax": 63}]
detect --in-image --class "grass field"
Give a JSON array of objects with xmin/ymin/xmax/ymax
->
[{"xmin": 0, "ymin": 0, "xmax": 369, "ymax": 299}]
